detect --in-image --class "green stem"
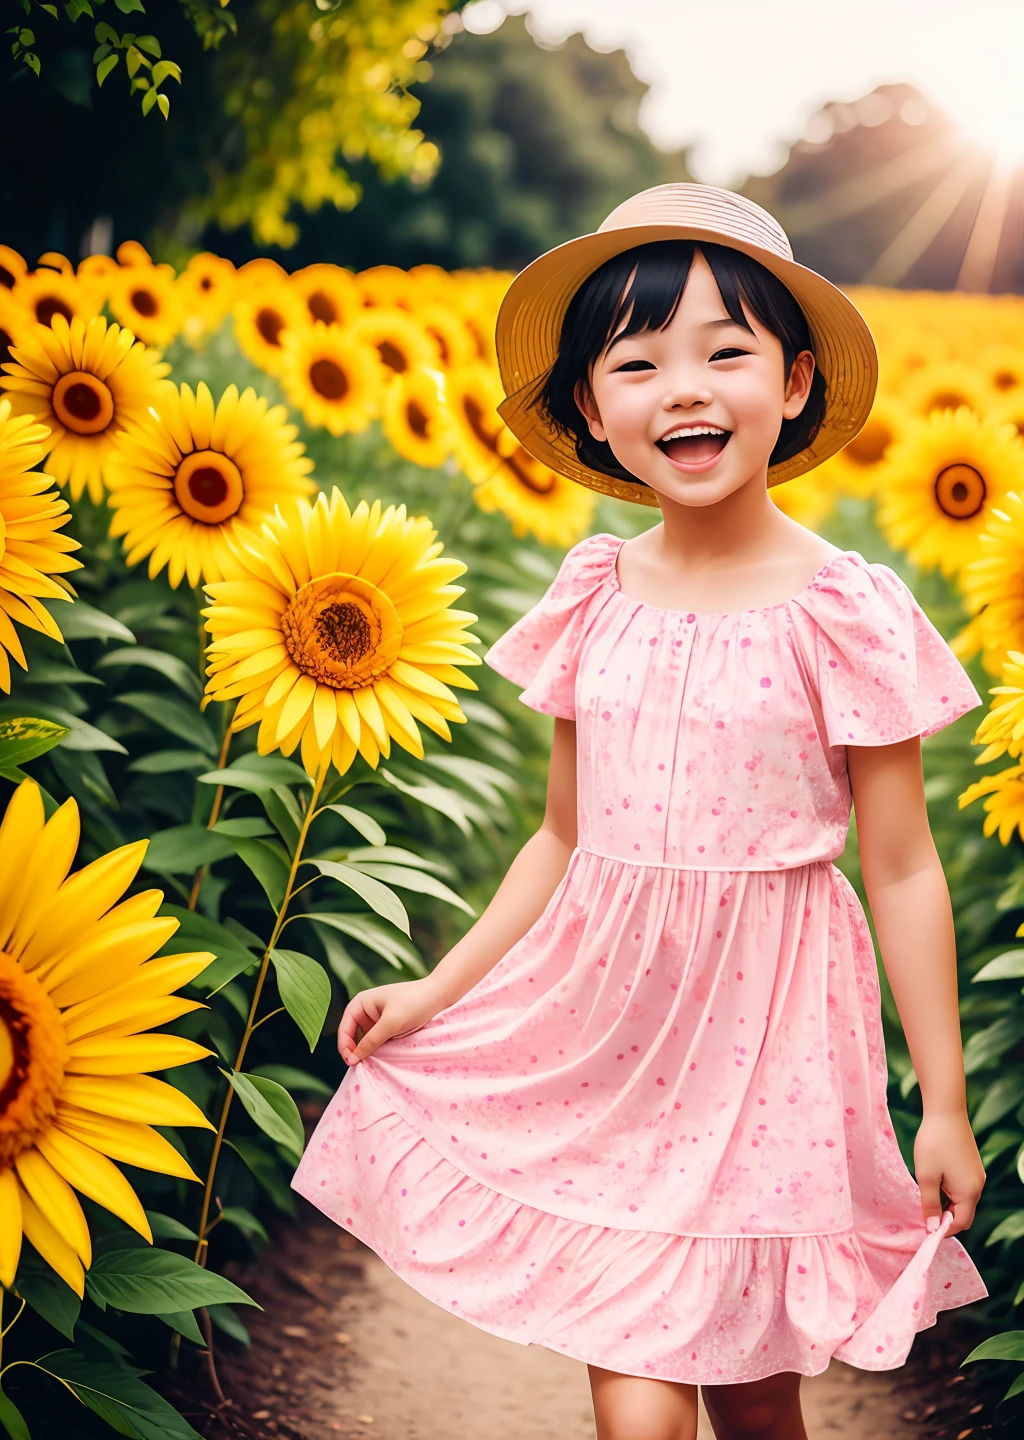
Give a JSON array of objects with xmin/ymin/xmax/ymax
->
[
  {"xmin": 193, "ymin": 761, "xmax": 328, "ymax": 1266},
  {"xmin": 187, "ymin": 711, "xmax": 235, "ymax": 913}
]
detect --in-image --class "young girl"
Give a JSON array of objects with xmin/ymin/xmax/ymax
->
[{"xmin": 292, "ymin": 183, "xmax": 989, "ymax": 1440}]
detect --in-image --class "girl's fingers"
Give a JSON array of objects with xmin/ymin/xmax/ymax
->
[{"xmin": 338, "ymin": 996, "xmax": 378, "ymax": 1060}]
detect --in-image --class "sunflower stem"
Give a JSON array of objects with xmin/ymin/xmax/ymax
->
[
  {"xmin": 188, "ymin": 714, "xmax": 235, "ymax": 913},
  {"xmin": 193, "ymin": 761, "xmax": 328, "ymax": 1266}
]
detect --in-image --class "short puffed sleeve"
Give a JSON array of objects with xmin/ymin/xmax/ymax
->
[
  {"xmin": 793, "ymin": 553, "xmax": 984, "ymax": 747},
  {"xmin": 483, "ymin": 532, "xmax": 619, "ymax": 719}
]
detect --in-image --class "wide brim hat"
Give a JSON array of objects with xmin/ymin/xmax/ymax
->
[{"xmin": 495, "ymin": 182, "xmax": 879, "ymax": 507}]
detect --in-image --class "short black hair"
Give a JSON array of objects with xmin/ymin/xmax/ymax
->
[{"xmin": 535, "ymin": 239, "xmax": 828, "ymax": 488}]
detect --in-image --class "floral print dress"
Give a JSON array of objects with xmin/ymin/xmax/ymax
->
[{"xmin": 292, "ymin": 531, "xmax": 989, "ymax": 1384}]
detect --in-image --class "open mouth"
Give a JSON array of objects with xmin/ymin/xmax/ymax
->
[{"xmin": 656, "ymin": 425, "xmax": 731, "ymax": 468}]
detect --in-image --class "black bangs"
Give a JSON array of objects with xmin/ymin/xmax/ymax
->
[{"xmin": 534, "ymin": 239, "xmax": 828, "ymax": 488}]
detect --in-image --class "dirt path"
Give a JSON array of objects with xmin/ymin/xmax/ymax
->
[{"xmin": 173, "ymin": 1199, "xmax": 995, "ymax": 1440}]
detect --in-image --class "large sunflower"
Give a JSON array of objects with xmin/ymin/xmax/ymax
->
[
  {"xmin": 280, "ymin": 322, "xmax": 387, "ymax": 436},
  {"xmin": 202, "ymin": 490, "xmax": 481, "ymax": 778},
  {"xmin": 233, "ymin": 281, "xmax": 309, "ymax": 378},
  {"xmin": 816, "ymin": 394, "xmax": 911, "ymax": 500},
  {"xmin": 106, "ymin": 381, "xmax": 315, "ymax": 589},
  {"xmin": 900, "ymin": 359, "xmax": 997, "ymax": 419},
  {"xmin": 472, "ymin": 446, "xmax": 597, "ymax": 548},
  {"xmin": 381, "ymin": 368, "xmax": 455, "ymax": 469},
  {"xmin": 0, "ymin": 399, "xmax": 81, "ymax": 692},
  {"xmin": 1, "ymin": 314, "xmax": 170, "ymax": 504},
  {"xmin": 0, "ymin": 779, "xmax": 215, "ymax": 1296},
  {"xmin": 874, "ymin": 408, "xmax": 1024, "ymax": 579},
  {"xmin": 108, "ymin": 259, "xmax": 182, "ymax": 349},
  {"xmin": 13, "ymin": 267, "xmax": 96, "ymax": 331},
  {"xmin": 948, "ymin": 490, "xmax": 1024, "ymax": 676}
]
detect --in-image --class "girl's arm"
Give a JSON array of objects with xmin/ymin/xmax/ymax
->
[
  {"xmin": 338, "ymin": 716, "xmax": 578, "ymax": 1064},
  {"xmin": 847, "ymin": 737, "xmax": 986, "ymax": 1236}
]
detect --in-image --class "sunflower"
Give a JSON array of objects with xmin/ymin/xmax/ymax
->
[
  {"xmin": 990, "ymin": 391, "xmax": 1024, "ymax": 443},
  {"xmin": 0, "ymin": 778, "xmax": 215, "ymax": 1296},
  {"xmin": 108, "ymin": 260, "xmax": 182, "ymax": 349},
  {"xmin": 818, "ymin": 394, "xmax": 911, "ymax": 500},
  {"xmin": 947, "ymin": 491, "xmax": 1024, "ymax": 676},
  {"xmin": 75, "ymin": 254, "xmax": 120, "ymax": 312},
  {"xmin": 961, "ymin": 649, "xmax": 1024, "ymax": 767},
  {"xmin": 346, "ymin": 308, "xmax": 441, "ymax": 378},
  {"xmin": 0, "ymin": 247, "xmax": 27, "ymax": 292},
  {"xmin": 978, "ymin": 343, "xmax": 1024, "ymax": 397},
  {"xmin": 445, "ymin": 362, "xmax": 515, "ymax": 484},
  {"xmin": 279, "ymin": 322, "xmax": 387, "ymax": 436},
  {"xmin": 0, "ymin": 290, "xmax": 28, "ymax": 371},
  {"xmin": 473, "ymin": 445, "xmax": 598, "ymax": 548},
  {"xmin": 106, "ymin": 381, "xmax": 315, "ymax": 589},
  {"xmin": 355, "ymin": 265, "xmax": 417, "ymax": 311},
  {"xmin": 178, "ymin": 253, "xmax": 237, "ymax": 342},
  {"xmin": 233, "ymin": 280, "xmax": 310, "ymax": 379},
  {"xmin": 236, "ymin": 258, "xmax": 289, "ymax": 291},
  {"xmin": 900, "ymin": 359, "xmax": 997, "ymax": 419},
  {"xmin": 1, "ymin": 314, "xmax": 170, "ymax": 504},
  {"xmin": 874, "ymin": 408, "xmax": 1024, "ymax": 580},
  {"xmin": 0, "ymin": 399, "xmax": 82, "ymax": 692},
  {"xmin": 12, "ymin": 267, "xmax": 96, "ymax": 331},
  {"xmin": 957, "ymin": 759, "xmax": 1024, "ymax": 845},
  {"xmin": 381, "ymin": 368, "xmax": 455, "ymax": 469},
  {"xmin": 202, "ymin": 490, "xmax": 481, "ymax": 779},
  {"xmin": 417, "ymin": 303, "xmax": 479, "ymax": 370},
  {"xmin": 290, "ymin": 264, "xmax": 359, "ymax": 329}
]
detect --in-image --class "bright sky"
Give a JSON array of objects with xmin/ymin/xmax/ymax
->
[{"xmin": 461, "ymin": 0, "xmax": 1024, "ymax": 185}]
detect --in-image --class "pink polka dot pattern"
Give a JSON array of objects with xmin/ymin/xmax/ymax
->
[{"xmin": 292, "ymin": 533, "xmax": 988, "ymax": 1385}]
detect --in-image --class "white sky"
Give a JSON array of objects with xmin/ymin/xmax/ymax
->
[{"xmin": 462, "ymin": 0, "xmax": 1024, "ymax": 185}]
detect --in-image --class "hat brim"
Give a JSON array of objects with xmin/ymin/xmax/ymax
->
[{"xmin": 495, "ymin": 222, "xmax": 879, "ymax": 507}]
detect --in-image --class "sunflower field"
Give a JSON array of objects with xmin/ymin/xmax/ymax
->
[{"xmin": 3, "ymin": 242, "xmax": 1024, "ymax": 1431}]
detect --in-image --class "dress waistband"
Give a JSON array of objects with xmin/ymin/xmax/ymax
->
[{"xmin": 573, "ymin": 845, "xmax": 840, "ymax": 874}]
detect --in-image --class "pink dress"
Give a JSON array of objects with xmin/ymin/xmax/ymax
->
[{"xmin": 292, "ymin": 532, "xmax": 990, "ymax": 1384}]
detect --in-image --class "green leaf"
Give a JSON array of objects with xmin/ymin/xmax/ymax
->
[
  {"xmin": 378, "ymin": 766, "xmax": 477, "ymax": 836},
  {"xmin": 325, "ymin": 804, "xmax": 386, "ymax": 847},
  {"xmin": 133, "ymin": 33, "xmax": 161, "ymax": 57},
  {"xmin": 0, "ymin": 716, "xmax": 69, "ymax": 769},
  {"xmin": 207, "ymin": 1302, "xmax": 250, "ymax": 1347},
  {"xmin": 38, "ymin": 1348, "xmax": 206, "ymax": 1440},
  {"xmin": 346, "ymin": 862, "xmax": 474, "ymax": 915},
  {"xmin": 213, "ymin": 817, "xmax": 275, "ymax": 839},
  {"xmin": 49, "ymin": 746, "xmax": 117, "ymax": 810},
  {"xmin": 425, "ymin": 752, "xmax": 517, "ymax": 805},
  {"xmin": 251, "ymin": 1062, "xmax": 333, "ymax": 1098},
  {"xmin": 13, "ymin": 1246, "xmax": 80, "ymax": 1339},
  {"xmin": 144, "ymin": 1211, "xmax": 198, "ymax": 1242},
  {"xmin": 0, "ymin": 702, "xmax": 126, "ymax": 756},
  {"xmin": 95, "ymin": 647, "xmax": 201, "ymax": 698},
  {"xmin": 223, "ymin": 1137, "xmax": 295, "ymax": 1215},
  {"xmin": 114, "ymin": 0, "xmax": 147, "ymax": 13},
  {"xmin": 963, "ymin": 1016, "xmax": 1024, "ymax": 1075},
  {"xmin": 317, "ymin": 929, "xmax": 376, "ymax": 997},
  {"xmin": 53, "ymin": 599, "xmax": 135, "ymax": 645},
  {"xmin": 232, "ymin": 836, "xmax": 291, "ymax": 911},
  {"xmin": 310, "ymin": 911, "xmax": 421, "ymax": 973},
  {"xmin": 308, "ymin": 859, "xmax": 409, "ymax": 935},
  {"xmin": 261, "ymin": 784, "xmax": 302, "ymax": 849},
  {"xmin": 269, "ymin": 948, "xmax": 332, "ymax": 1050},
  {"xmin": 986, "ymin": 1210, "xmax": 1024, "ymax": 1246},
  {"xmin": 217, "ymin": 1206, "xmax": 268, "ymax": 1245},
  {"xmin": 86, "ymin": 1247, "xmax": 260, "ymax": 1314},
  {"xmin": 973, "ymin": 948, "xmax": 1024, "ymax": 982},
  {"xmin": 972, "ymin": 1072, "xmax": 1024, "ymax": 1132},
  {"xmin": 151, "ymin": 60, "xmax": 180, "ymax": 87},
  {"xmin": 115, "ymin": 693, "xmax": 217, "ymax": 754},
  {"xmin": 94, "ymin": 21, "xmax": 121, "ymax": 46},
  {"xmin": 961, "ymin": 1329, "xmax": 1024, "ymax": 1363},
  {"xmin": 155, "ymin": 91, "xmax": 170, "ymax": 120},
  {"xmin": 143, "ymin": 825, "xmax": 236, "ymax": 876},
  {"xmin": 158, "ymin": 906, "xmax": 258, "ymax": 994},
  {"xmin": 222, "ymin": 1069, "xmax": 304, "ymax": 1161},
  {"xmin": 155, "ymin": 1309, "xmax": 205, "ymax": 1346},
  {"xmin": 199, "ymin": 755, "xmax": 312, "ymax": 793},
  {"xmin": 1003, "ymin": 1371, "xmax": 1024, "ymax": 1401},
  {"xmin": 0, "ymin": 1386, "xmax": 30, "ymax": 1440},
  {"xmin": 95, "ymin": 50, "xmax": 118, "ymax": 84},
  {"xmin": 343, "ymin": 845, "xmax": 451, "ymax": 875},
  {"xmin": 140, "ymin": 83, "xmax": 158, "ymax": 115},
  {"xmin": 127, "ymin": 749, "xmax": 211, "ymax": 775}
]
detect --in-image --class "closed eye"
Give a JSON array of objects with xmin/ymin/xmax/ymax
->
[
  {"xmin": 613, "ymin": 359, "xmax": 656, "ymax": 373},
  {"xmin": 710, "ymin": 347, "xmax": 750, "ymax": 361}
]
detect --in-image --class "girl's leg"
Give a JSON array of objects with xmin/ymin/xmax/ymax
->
[
  {"xmin": 701, "ymin": 1371, "xmax": 807, "ymax": 1440},
  {"xmin": 587, "ymin": 1364, "xmax": 700, "ymax": 1440}
]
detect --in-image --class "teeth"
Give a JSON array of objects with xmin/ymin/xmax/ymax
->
[{"xmin": 660, "ymin": 426, "xmax": 727, "ymax": 441}]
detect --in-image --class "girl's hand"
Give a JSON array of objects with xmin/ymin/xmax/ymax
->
[
  {"xmin": 914, "ymin": 1109, "xmax": 986, "ymax": 1237},
  {"xmin": 337, "ymin": 978, "xmax": 447, "ymax": 1067}
]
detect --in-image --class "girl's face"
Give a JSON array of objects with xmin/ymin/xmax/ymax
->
[{"xmin": 574, "ymin": 250, "xmax": 816, "ymax": 507}]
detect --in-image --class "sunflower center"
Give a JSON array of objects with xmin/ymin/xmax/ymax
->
[
  {"xmin": 173, "ymin": 449, "xmax": 245, "ymax": 525},
  {"xmin": 505, "ymin": 446, "xmax": 557, "ymax": 494},
  {"xmin": 282, "ymin": 573, "xmax": 403, "ymax": 690},
  {"xmin": 377, "ymin": 341, "xmax": 408, "ymax": 374},
  {"xmin": 0, "ymin": 952, "xmax": 68, "ymax": 1169},
  {"xmin": 309, "ymin": 358, "xmax": 349, "ymax": 401},
  {"xmin": 53, "ymin": 370, "xmax": 115, "ymax": 436},
  {"xmin": 846, "ymin": 417, "xmax": 891, "ymax": 467},
  {"xmin": 994, "ymin": 369, "xmax": 1018, "ymax": 392},
  {"xmin": 307, "ymin": 290, "xmax": 337, "ymax": 324},
  {"xmin": 407, "ymin": 400, "xmax": 430, "ymax": 439},
  {"xmin": 131, "ymin": 287, "xmax": 159, "ymax": 319},
  {"xmin": 927, "ymin": 391, "xmax": 969, "ymax": 414},
  {"xmin": 462, "ymin": 396, "xmax": 500, "ymax": 453},
  {"xmin": 256, "ymin": 307, "xmax": 285, "ymax": 346},
  {"xmin": 0, "ymin": 266, "xmax": 14, "ymax": 289},
  {"xmin": 36, "ymin": 296, "xmax": 73, "ymax": 327},
  {"xmin": 200, "ymin": 276, "xmax": 213, "ymax": 292},
  {"xmin": 934, "ymin": 463, "xmax": 986, "ymax": 520}
]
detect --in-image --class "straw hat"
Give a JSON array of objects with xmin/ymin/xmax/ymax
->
[{"xmin": 495, "ymin": 182, "xmax": 879, "ymax": 507}]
